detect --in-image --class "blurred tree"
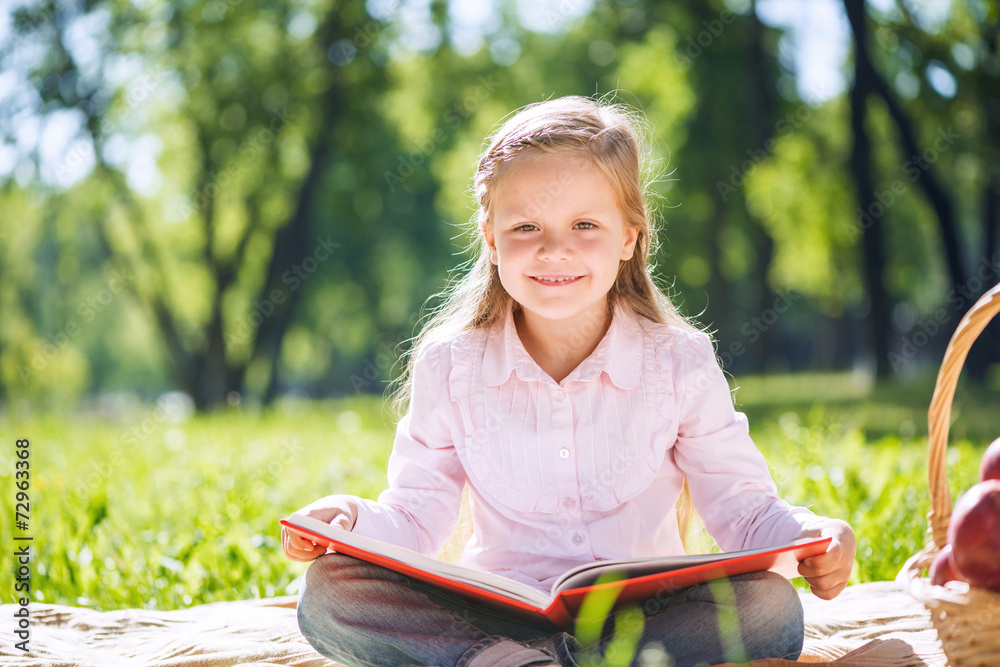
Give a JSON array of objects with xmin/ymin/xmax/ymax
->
[
  {"xmin": 1, "ymin": 0, "xmax": 995, "ymax": 411},
  {"xmin": 2, "ymin": 0, "xmax": 405, "ymax": 409},
  {"xmin": 634, "ymin": 0, "xmax": 807, "ymax": 373},
  {"xmin": 843, "ymin": 0, "xmax": 999, "ymax": 377}
]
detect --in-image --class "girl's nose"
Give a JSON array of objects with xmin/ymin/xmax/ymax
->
[{"xmin": 537, "ymin": 231, "xmax": 573, "ymax": 261}]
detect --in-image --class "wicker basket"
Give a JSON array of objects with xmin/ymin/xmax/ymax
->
[{"xmin": 897, "ymin": 282, "xmax": 1000, "ymax": 666}]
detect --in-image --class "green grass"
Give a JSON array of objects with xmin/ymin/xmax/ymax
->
[
  {"xmin": 1, "ymin": 395, "xmax": 396, "ymax": 610},
  {"xmin": 1, "ymin": 371, "xmax": 996, "ymax": 611}
]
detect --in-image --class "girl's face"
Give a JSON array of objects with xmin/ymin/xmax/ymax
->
[{"xmin": 484, "ymin": 152, "xmax": 638, "ymax": 329}]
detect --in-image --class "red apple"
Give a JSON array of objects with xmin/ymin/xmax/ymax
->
[
  {"xmin": 929, "ymin": 544, "xmax": 965, "ymax": 585},
  {"xmin": 948, "ymin": 480, "xmax": 1000, "ymax": 590},
  {"xmin": 981, "ymin": 437, "xmax": 1000, "ymax": 482}
]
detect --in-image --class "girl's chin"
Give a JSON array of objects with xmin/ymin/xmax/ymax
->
[{"xmin": 514, "ymin": 300, "xmax": 608, "ymax": 325}]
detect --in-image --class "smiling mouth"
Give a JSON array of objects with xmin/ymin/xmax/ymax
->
[{"xmin": 531, "ymin": 275, "xmax": 583, "ymax": 284}]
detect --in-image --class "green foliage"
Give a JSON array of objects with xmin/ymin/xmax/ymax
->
[
  {"xmin": 2, "ymin": 0, "xmax": 994, "ymax": 407},
  {"xmin": 743, "ymin": 99, "xmax": 861, "ymax": 312},
  {"xmin": 734, "ymin": 371, "xmax": 997, "ymax": 585}
]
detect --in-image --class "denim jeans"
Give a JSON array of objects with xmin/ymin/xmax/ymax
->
[{"xmin": 296, "ymin": 553, "xmax": 804, "ymax": 667}]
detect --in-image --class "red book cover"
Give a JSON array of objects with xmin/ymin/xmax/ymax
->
[{"xmin": 281, "ymin": 513, "xmax": 831, "ymax": 630}]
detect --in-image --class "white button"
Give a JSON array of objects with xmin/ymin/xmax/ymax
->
[
  {"xmin": 572, "ymin": 532, "xmax": 584, "ymax": 545},
  {"xmin": 555, "ymin": 390, "xmax": 567, "ymax": 401},
  {"xmin": 558, "ymin": 447, "xmax": 571, "ymax": 459},
  {"xmin": 563, "ymin": 497, "xmax": 576, "ymax": 509}
]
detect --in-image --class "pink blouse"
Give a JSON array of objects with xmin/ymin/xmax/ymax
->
[{"xmin": 351, "ymin": 302, "xmax": 822, "ymax": 592}]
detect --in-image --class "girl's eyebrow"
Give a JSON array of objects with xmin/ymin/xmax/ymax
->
[{"xmin": 500, "ymin": 207, "xmax": 610, "ymax": 221}]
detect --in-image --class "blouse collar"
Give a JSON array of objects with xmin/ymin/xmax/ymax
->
[{"xmin": 480, "ymin": 300, "xmax": 643, "ymax": 390}]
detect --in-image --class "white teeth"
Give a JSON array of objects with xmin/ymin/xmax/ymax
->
[{"xmin": 535, "ymin": 276, "xmax": 577, "ymax": 282}]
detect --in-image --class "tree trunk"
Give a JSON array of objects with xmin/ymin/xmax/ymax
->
[
  {"xmin": 252, "ymin": 13, "xmax": 360, "ymax": 406},
  {"xmin": 976, "ymin": 16, "xmax": 1000, "ymax": 366},
  {"xmin": 844, "ymin": 0, "xmax": 893, "ymax": 378},
  {"xmin": 866, "ymin": 75, "xmax": 966, "ymax": 297},
  {"xmin": 745, "ymin": 0, "xmax": 779, "ymax": 373},
  {"xmin": 255, "ymin": 138, "xmax": 333, "ymax": 405},
  {"xmin": 977, "ymin": 172, "xmax": 1000, "ymax": 367},
  {"xmin": 704, "ymin": 203, "xmax": 732, "ymax": 358},
  {"xmin": 171, "ymin": 8, "xmax": 371, "ymax": 408},
  {"xmin": 986, "ymin": 175, "xmax": 998, "ymax": 273}
]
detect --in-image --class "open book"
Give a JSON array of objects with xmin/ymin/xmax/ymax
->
[{"xmin": 281, "ymin": 513, "xmax": 830, "ymax": 629}]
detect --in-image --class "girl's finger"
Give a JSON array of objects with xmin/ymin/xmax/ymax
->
[
  {"xmin": 288, "ymin": 531, "xmax": 318, "ymax": 550},
  {"xmin": 285, "ymin": 542, "xmax": 323, "ymax": 561},
  {"xmin": 281, "ymin": 528, "xmax": 324, "ymax": 562},
  {"xmin": 798, "ymin": 554, "xmax": 843, "ymax": 579},
  {"xmin": 807, "ymin": 571, "xmax": 849, "ymax": 600},
  {"xmin": 801, "ymin": 539, "xmax": 842, "ymax": 570}
]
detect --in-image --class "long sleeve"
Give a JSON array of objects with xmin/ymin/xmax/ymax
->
[
  {"xmin": 671, "ymin": 332, "xmax": 822, "ymax": 551},
  {"xmin": 350, "ymin": 341, "xmax": 466, "ymax": 558}
]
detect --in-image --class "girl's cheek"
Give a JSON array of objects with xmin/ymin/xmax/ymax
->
[
  {"xmin": 503, "ymin": 238, "xmax": 537, "ymax": 252},
  {"xmin": 577, "ymin": 236, "xmax": 610, "ymax": 250}
]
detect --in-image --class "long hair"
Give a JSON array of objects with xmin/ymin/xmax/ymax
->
[{"xmin": 388, "ymin": 94, "xmax": 710, "ymax": 551}]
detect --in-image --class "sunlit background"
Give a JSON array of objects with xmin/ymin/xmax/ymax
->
[
  {"xmin": 1, "ymin": 0, "xmax": 999, "ymax": 613},
  {"xmin": 2, "ymin": 0, "xmax": 994, "ymax": 413}
]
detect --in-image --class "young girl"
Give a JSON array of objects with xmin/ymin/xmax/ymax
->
[{"xmin": 282, "ymin": 95, "xmax": 856, "ymax": 667}]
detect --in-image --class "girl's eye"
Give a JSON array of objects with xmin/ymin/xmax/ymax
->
[{"xmin": 511, "ymin": 222, "xmax": 595, "ymax": 231}]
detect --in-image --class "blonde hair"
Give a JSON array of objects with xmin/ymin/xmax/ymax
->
[{"xmin": 388, "ymin": 94, "xmax": 708, "ymax": 550}]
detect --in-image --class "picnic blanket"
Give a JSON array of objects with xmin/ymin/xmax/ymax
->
[{"xmin": 0, "ymin": 581, "xmax": 945, "ymax": 666}]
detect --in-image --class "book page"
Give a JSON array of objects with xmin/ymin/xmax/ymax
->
[
  {"xmin": 551, "ymin": 537, "xmax": 827, "ymax": 593},
  {"xmin": 285, "ymin": 513, "xmax": 552, "ymax": 608}
]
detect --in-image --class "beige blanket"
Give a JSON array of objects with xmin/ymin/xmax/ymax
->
[{"xmin": 0, "ymin": 582, "xmax": 944, "ymax": 666}]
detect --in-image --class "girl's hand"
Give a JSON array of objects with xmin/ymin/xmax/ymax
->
[
  {"xmin": 281, "ymin": 495, "xmax": 359, "ymax": 563},
  {"xmin": 795, "ymin": 519, "xmax": 856, "ymax": 600}
]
